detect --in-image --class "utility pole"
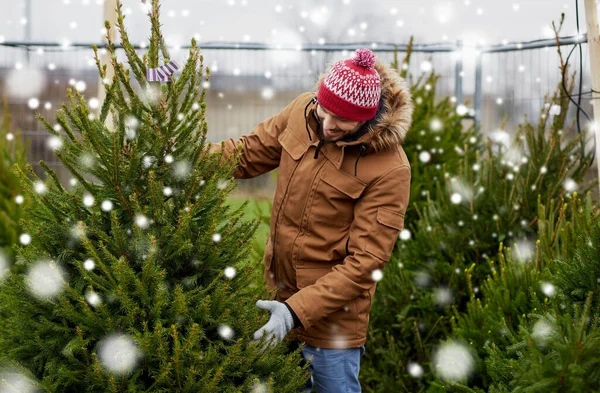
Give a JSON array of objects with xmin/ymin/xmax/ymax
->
[
  {"xmin": 25, "ymin": 0, "xmax": 31, "ymax": 64},
  {"xmin": 584, "ymin": 0, "xmax": 600, "ymax": 195},
  {"xmin": 98, "ymin": 0, "xmax": 118, "ymax": 126}
]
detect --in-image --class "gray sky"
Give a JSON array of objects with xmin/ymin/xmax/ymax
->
[{"xmin": 0, "ymin": 0, "xmax": 597, "ymax": 47}]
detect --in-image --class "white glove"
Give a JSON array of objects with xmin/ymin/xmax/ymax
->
[{"xmin": 251, "ymin": 300, "xmax": 295, "ymax": 353}]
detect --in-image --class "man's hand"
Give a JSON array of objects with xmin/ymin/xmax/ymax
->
[{"xmin": 251, "ymin": 300, "xmax": 295, "ymax": 353}]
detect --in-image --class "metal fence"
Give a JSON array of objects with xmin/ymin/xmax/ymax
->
[
  {"xmin": 476, "ymin": 36, "xmax": 593, "ymax": 133},
  {"xmin": 0, "ymin": 36, "xmax": 595, "ymax": 197}
]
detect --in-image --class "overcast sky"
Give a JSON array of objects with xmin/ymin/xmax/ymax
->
[{"xmin": 0, "ymin": 0, "xmax": 598, "ymax": 47}]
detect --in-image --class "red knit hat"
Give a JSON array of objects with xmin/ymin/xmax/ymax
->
[{"xmin": 317, "ymin": 48, "xmax": 381, "ymax": 122}]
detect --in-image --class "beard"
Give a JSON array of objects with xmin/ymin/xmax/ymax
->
[{"xmin": 318, "ymin": 128, "xmax": 346, "ymax": 141}]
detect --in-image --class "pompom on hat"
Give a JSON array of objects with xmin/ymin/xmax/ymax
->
[{"xmin": 316, "ymin": 48, "xmax": 381, "ymax": 122}]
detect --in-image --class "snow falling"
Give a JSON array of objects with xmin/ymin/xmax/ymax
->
[
  {"xmin": 135, "ymin": 214, "xmax": 149, "ymax": 229},
  {"xmin": 218, "ymin": 324, "xmax": 235, "ymax": 340},
  {"xmin": 5, "ymin": 67, "xmax": 46, "ymax": 100},
  {"xmin": 545, "ymin": 103, "xmax": 561, "ymax": 116},
  {"xmin": 142, "ymin": 155, "xmax": 156, "ymax": 168},
  {"xmin": 47, "ymin": 136, "xmax": 63, "ymax": 150},
  {"xmin": 27, "ymin": 98, "xmax": 40, "ymax": 109},
  {"xmin": 407, "ymin": 362, "xmax": 424, "ymax": 378},
  {"xmin": 414, "ymin": 271, "xmax": 431, "ymax": 288},
  {"xmin": 125, "ymin": 116, "xmax": 139, "ymax": 140},
  {"xmin": 0, "ymin": 250, "xmax": 8, "ymax": 283},
  {"xmin": 142, "ymin": 84, "xmax": 161, "ymax": 106},
  {"xmin": 19, "ymin": 233, "xmax": 31, "ymax": 245},
  {"xmin": 101, "ymin": 200, "xmax": 113, "ymax": 212},
  {"xmin": 216, "ymin": 180, "xmax": 229, "ymax": 190},
  {"xmin": 450, "ymin": 192, "xmax": 462, "ymax": 204},
  {"xmin": 532, "ymin": 318, "xmax": 556, "ymax": 346},
  {"xmin": 540, "ymin": 282, "xmax": 556, "ymax": 297},
  {"xmin": 261, "ymin": 87, "xmax": 275, "ymax": 100},
  {"xmin": 250, "ymin": 380, "xmax": 269, "ymax": 393},
  {"xmin": 488, "ymin": 130, "xmax": 511, "ymax": 149},
  {"xmin": 83, "ymin": 193, "xmax": 94, "ymax": 207},
  {"xmin": 173, "ymin": 160, "xmax": 191, "ymax": 180},
  {"xmin": 33, "ymin": 181, "xmax": 47, "ymax": 195},
  {"xmin": 433, "ymin": 341, "xmax": 475, "ymax": 382},
  {"xmin": 563, "ymin": 178, "xmax": 577, "ymax": 192},
  {"xmin": 88, "ymin": 97, "xmax": 99, "ymax": 109},
  {"xmin": 429, "ymin": 118, "xmax": 443, "ymax": 131},
  {"xmin": 224, "ymin": 266, "xmax": 236, "ymax": 279},
  {"xmin": 420, "ymin": 60, "xmax": 433, "ymax": 73},
  {"xmin": 456, "ymin": 104, "xmax": 468, "ymax": 116},
  {"xmin": 512, "ymin": 239, "xmax": 535, "ymax": 263},
  {"xmin": 434, "ymin": 287, "xmax": 453, "ymax": 307},
  {"xmin": 0, "ymin": 367, "xmax": 39, "ymax": 393},
  {"xmin": 371, "ymin": 269, "xmax": 383, "ymax": 282},
  {"xmin": 26, "ymin": 260, "xmax": 66, "ymax": 300},
  {"xmin": 98, "ymin": 334, "xmax": 142, "ymax": 375},
  {"xmin": 0, "ymin": 1, "xmax": 594, "ymax": 389},
  {"xmin": 78, "ymin": 153, "xmax": 96, "ymax": 170},
  {"xmin": 85, "ymin": 290, "xmax": 102, "ymax": 307},
  {"xmin": 83, "ymin": 259, "xmax": 95, "ymax": 271},
  {"xmin": 449, "ymin": 178, "xmax": 474, "ymax": 203},
  {"xmin": 399, "ymin": 229, "xmax": 411, "ymax": 240},
  {"xmin": 70, "ymin": 222, "xmax": 87, "ymax": 241}
]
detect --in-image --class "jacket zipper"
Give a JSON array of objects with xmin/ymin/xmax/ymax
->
[{"xmin": 271, "ymin": 152, "xmax": 308, "ymax": 283}]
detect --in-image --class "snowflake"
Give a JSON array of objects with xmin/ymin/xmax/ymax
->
[
  {"xmin": 26, "ymin": 259, "xmax": 66, "ymax": 299},
  {"xmin": 433, "ymin": 341, "xmax": 474, "ymax": 381},
  {"xmin": 407, "ymin": 362, "xmax": 424, "ymax": 378},
  {"xmin": 371, "ymin": 269, "xmax": 383, "ymax": 282},
  {"xmin": 224, "ymin": 267, "xmax": 236, "ymax": 279},
  {"xmin": 98, "ymin": 334, "xmax": 142, "ymax": 375}
]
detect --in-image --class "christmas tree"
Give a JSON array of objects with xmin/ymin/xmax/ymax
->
[
  {"xmin": 0, "ymin": 1, "xmax": 309, "ymax": 391},
  {"xmin": 444, "ymin": 191, "xmax": 600, "ymax": 392},
  {"xmin": 360, "ymin": 17, "xmax": 596, "ymax": 392},
  {"xmin": 393, "ymin": 36, "xmax": 482, "ymax": 216},
  {"xmin": 0, "ymin": 98, "xmax": 30, "ymax": 273}
]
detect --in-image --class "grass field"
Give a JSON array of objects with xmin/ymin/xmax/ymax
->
[{"xmin": 224, "ymin": 197, "xmax": 272, "ymax": 246}]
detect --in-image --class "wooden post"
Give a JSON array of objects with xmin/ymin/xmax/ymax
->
[
  {"xmin": 97, "ymin": 0, "xmax": 117, "ymax": 128},
  {"xmin": 584, "ymin": 0, "xmax": 600, "ymax": 195}
]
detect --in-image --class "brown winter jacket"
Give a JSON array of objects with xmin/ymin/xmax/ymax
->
[{"xmin": 209, "ymin": 60, "xmax": 414, "ymax": 349}]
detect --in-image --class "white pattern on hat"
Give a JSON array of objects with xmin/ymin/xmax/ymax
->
[{"xmin": 323, "ymin": 62, "xmax": 381, "ymax": 108}]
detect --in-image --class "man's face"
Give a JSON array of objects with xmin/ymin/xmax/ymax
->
[{"xmin": 315, "ymin": 103, "xmax": 365, "ymax": 141}]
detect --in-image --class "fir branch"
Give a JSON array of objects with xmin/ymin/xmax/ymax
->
[
  {"xmin": 55, "ymin": 108, "xmax": 78, "ymax": 143},
  {"xmin": 39, "ymin": 160, "xmax": 66, "ymax": 194},
  {"xmin": 115, "ymin": 2, "xmax": 147, "ymax": 85},
  {"xmin": 53, "ymin": 151, "xmax": 95, "ymax": 194},
  {"xmin": 80, "ymin": 231, "xmax": 118, "ymax": 287}
]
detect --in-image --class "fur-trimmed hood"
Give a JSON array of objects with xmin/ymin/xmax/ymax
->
[{"xmin": 314, "ymin": 60, "xmax": 414, "ymax": 153}]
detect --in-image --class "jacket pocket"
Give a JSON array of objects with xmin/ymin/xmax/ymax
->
[
  {"xmin": 309, "ymin": 164, "xmax": 366, "ymax": 224},
  {"xmin": 276, "ymin": 127, "xmax": 308, "ymax": 199},
  {"xmin": 278, "ymin": 126, "xmax": 307, "ymax": 161},
  {"xmin": 300, "ymin": 213, "xmax": 350, "ymax": 263},
  {"xmin": 365, "ymin": 207, "xmax": 404, "ymax": 262}
]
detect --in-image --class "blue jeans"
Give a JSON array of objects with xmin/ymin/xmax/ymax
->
[{"xmin": 298, "ymin": 344, "xmax": 366, "ymax": 393}]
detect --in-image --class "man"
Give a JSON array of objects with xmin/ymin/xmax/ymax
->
[{"xmin": 209, "ymin": 48, "xmax": 413, "ymax": 392}]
